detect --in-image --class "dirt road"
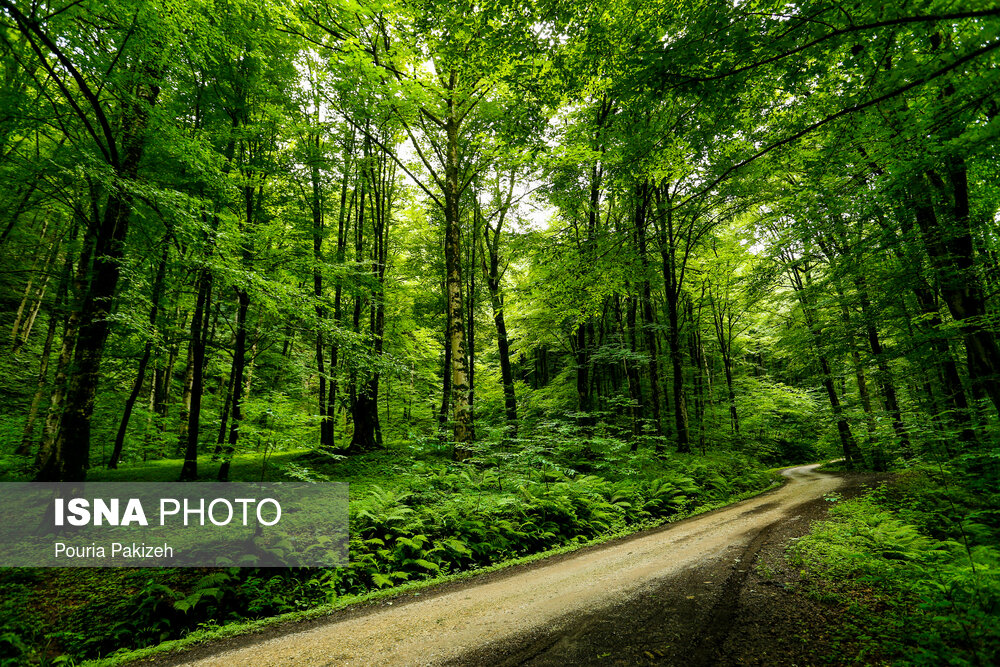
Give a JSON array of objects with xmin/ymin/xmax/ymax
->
[{"xmin": 161, "ymin": 464, "xmax": 855, "ymax": 666}]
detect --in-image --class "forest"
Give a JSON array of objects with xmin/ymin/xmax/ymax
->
[{"xmin": 0, "ymin": 0, "xmax": 999, "ymax": 664}]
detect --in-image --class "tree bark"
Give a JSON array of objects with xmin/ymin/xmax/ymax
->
[
  {"xmin": 854, "ymin": 277, "xmax": 914, "ymax": 456},
  {"xmin": 790, "ymin": 266, "xmax": 863, "ymax": 468},
  {"xmin": 310, "ymin": 131, "xmax": 334, "ymax": 451},
  {"xmin": 444, "ymin": 108, "xmax": 472, "ymax": 447},
  {"xmin": 328, "ymin": 142, "xmax": 354, "ymax": 451},
  {"xmin": 180, "ymin": 266, "xmax": 211, "ymax": 481},
  {"xmin": 17, "ymin": 230, "xmax": 73, "ymax": 457},
  {"xmin": 36, "ymin": 78, "xmax": 161, "ymax": 481},
  {"xmin": 483, "ymin": 237, "xmax": 517, "ymax": 434},
  {"xmin": 217, "ymin": 286, "xmax": 249, "ymax": 481},
  {"xmin": 635, "ymin": 182, "xmax": 663, "ymax": 436},
  {"xmin": 914, "ymin": 166, "xmax": 1000, "ymax": 415},
  {"xmin": 109, "ymin": 243, "xmax": 168, "ymax": 468}
]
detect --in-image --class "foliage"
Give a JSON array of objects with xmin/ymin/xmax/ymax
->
[
  {"xmin": 0, "ymin": 0, "xmax": 998, "ymax": 663},
  {"xmin": 0, "ymin": 447, "xmax": 773, "ymax": 664},
  {"xmin": 792, "ymin": 463, "xmax": 1000, "ymax": 666}
]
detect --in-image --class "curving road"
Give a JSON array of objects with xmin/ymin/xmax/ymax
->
[{"xmin": 166, "ymin": 464, "xmax": 846, "ymax": 667}]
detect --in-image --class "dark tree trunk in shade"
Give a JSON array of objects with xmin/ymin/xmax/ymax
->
[
  {"xmin": 35, "ymin": 74, "xmax": 161, "ymax": 482},
  {"xmin": 180, "ymin": 267, "xmax": 211, "ymax": 481},
  {"xmin": 217, "ymin": 287, "xmax": 249, "ymax": 481},
  {"xmin": 914, "ymin": 166, "xmax": 1000, "ymax": 415},
  {"xmin": 109, "ymin": 243, "xmax": 168, "ymax": 468},
  {"xmin": 635, "ymin": 182, "xmax": 663, "ymax": 437},
  {"xmin": 854, "ymin": 278, "xmax": 915, "ymax": 456},
  {"xmin": 481, "ymin": 206, "xmax": 518, "ymax": 436},
  {"xmin": 18, "ymin": 230, "xmax": 73, "ymax": 457},
  {"xmin": 789, "ymin": 265, "xmax": 863, "ymax": 468}
]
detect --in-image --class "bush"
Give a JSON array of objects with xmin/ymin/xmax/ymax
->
[{"xmin": 791, "ymin": 469, "xmax": 1000, "ymax": 666}]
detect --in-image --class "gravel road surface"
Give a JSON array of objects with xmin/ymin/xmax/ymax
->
[{"xmin": 157, "ymin": 463, "xmax": 850, "ymax": 666}]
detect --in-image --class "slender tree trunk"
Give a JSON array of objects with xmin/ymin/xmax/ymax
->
[
  {"xmin": 215, "ymin": 367, "xmax": 235, "ymax": 457},
  {"xmin": 109, "ymin": 244, "xmax": 168, "ymax": 468},
  {"xmin": 11, "ymin": 224, "xmax": 57, "ymax": 352},
  {"xmin": 218, "ymin": 287, "xmax": 249, "ymax": 481},
  {"xmin": 853, "ymin": 277, "xmax": 914, "ymax": 456},
  {"xmin": 653, "ymin": 196, "xmax": 691, "ymax": 453},
  {"xmin": 467, "ymin": 203, "xmax": 476, "ymax": 441},
  {"xmin": 482, "ymin": 226, "xmax": 518, "ymax": 435},
  {"xmin": 574, "ymin": 324, "xmax": 592, "ymax": 418},
  {"xmin": 904, "ymin": 224, "xmax": 977, "ymax": 444},
  {"xmin": 310, "ymin": 132, "xmax": 334, "ymax": 451},
  {"xmin": 663, "ymin": 283, "xmax": 690, "ymax": 453},
  {"xmin": 709, "ymin": 291, "xmax": 739, "ymax": 436},
  {"xmin": 791, "ymin": 267, "xmax": 863, "ymax": 468},
  {"xmin": 328, "ymin": 155, "xmax": 354, "ymax": 451},
  {"xmin": 835, "ymin": 288, "xmax": 883, "ymax": 469},
  {"xmin": 180, "ymin": 267, "xmax": 211, "ymax": 481},
  {"xmin": 0, "ymin": 176, "xmax": 41, "ymax": 249},
  {"xmin": 886, "ymin": 206, "xmax": 974, "ymax": 445},
  {"xmin": 439, "ymin": 299, "xmax": 452, "ymax": 436},
  {"xmin": 348, "ymin": 162, "xmax": 380, "ymax": 453},
  {"xmin": 174, "ymin": 337, "xmax": 195, "ymax": 456},
  {"xmin": 624, "ymin": 293, "xmax": 643, "ymax": 444},
  {"xmin": 35, "ymin": 219, "xmax": 93, "ymax": 474},
  {"xmin": 687, "ymin": 301, "xmax": 707, "ymax": 454},
  {"xmin": 635, "ymin": 183, "xmax": 663, "ymax": 436},
  {"xmin": 179, "ymin": 119, "xmax": 238, "ymax": 481},
  {"xmin": 17, "ymin": 233, "xmax": 73, "ymax": 457}
]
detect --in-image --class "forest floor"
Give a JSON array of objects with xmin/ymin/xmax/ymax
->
[{"xmin": 133, "ymin": 464, "xmax": 885, "ymax": 666}]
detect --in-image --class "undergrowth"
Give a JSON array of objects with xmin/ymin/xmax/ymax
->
[
  {"xmin": 0, "ymin": 444, "xmax": 774, "ymax": 665},
  {"xmin": 790, "ymin": 453, "xmax": 1000, "ymax": 666}
]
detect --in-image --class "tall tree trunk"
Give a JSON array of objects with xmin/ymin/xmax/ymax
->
[
  {"xmin": 467, "ymin": 202, "xmax": 477, "ymax": 441},
  {"xmin": 35, "ymin": 216, "xmax": 94, "ymax": 473},
  {"xmin": 351, "ymin": 149, "xmax": 390, "ymax": 453},
  {"xmin": 214, "ymin": 367, "xmax": 235, "ymax": 457},
  {"xmin": 635, "ymin": 182, "xmax": 663, "ymax": 436},
  {"xmin": 11, "ymin": 220, "xmax": 56, "ymax": 352},
  {"xmin": 311, "ymin": 131, "xmax": 334, "ymax": 451},
  {"xmin": 17, "ymin": 230, "xmax": 73, "ymax": 457},
  {"xmin": 444, "ymin": 111, "xmax": 472, "ymax": 447},
  {"xmin": 174, "ymin": 336, "xmax": 194, "ymax": 456},
  {"xmin": 218, "ymin": 287, "xmax": 249, "ymax": 481},
  {"xmin": 109, "ymin": 243, "xmax": 168, "ymax": 468},
  {"xmin": 687, "ymin": 299, "xmax": 707, "ymax": 454},
  {"xmin": 885, "ymin": 206, "xmax": 974, "ymax": 446},
  {"xmin": 853, "ymin": 277, "xmax": 914, "ymax": 456},
  {"xmin": 439, "ymin": 307, "xmax": 452, "ymax": 436},
  {"xmin": 479, "ymin": 186, "xmax": 519, "ymax": 437},
  {"xmin": 180, "ymin": 267, "xmax": 211, "ymax": 481},
  {"xmin": 835, "ymin": 287, "xmax": 883, "ymax": 469},
  {"xmin": 328, "ymin": 148, "xmax": 354, "ymax": 451},
  {"xmin": 574, "ymin": 324, "xmax": 592, "ymax": 418},
  {"xmin": 349, "ymin": 162, "xmax": 380, "ymax": 453},
  {"xmin": 625, "ymin": 293, "xmax": 643, "ymax": 444},
  {"xmin": 484, "ymin": 249, "xmax": 517, "ymax": 435},
  {"xmin": 665, "ymin": 289, "xmax": 689, "ymax": 453},
  {"xmin": 653, "ymin": 193, "xmax": 691, "ymax": 453},
  {"xmin": 914, "ymin": 166, "xmax": 1000, "ymax": 415},
  {"xmin": 708, "ymin": 285, "xmax": 739, "ymax": 437},
  {"xmin": 37, "ymin": 80, "xmax": 161, "ymax": 481},
  {"xmin": 791, "ymin": 266, "xmax": 862, "ymax": 468}
]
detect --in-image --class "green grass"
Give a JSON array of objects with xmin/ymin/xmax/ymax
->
[{"xmin": 84, "ymin": 450, "xmax": 312, "ymax": 483}]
